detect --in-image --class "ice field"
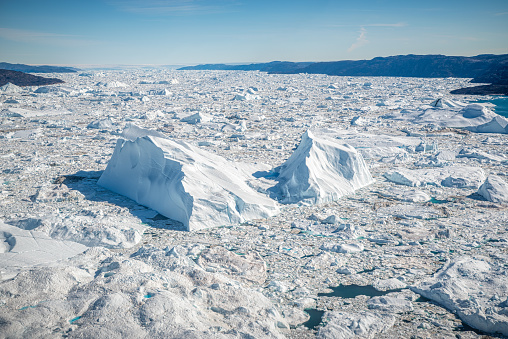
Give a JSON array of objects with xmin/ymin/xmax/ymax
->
[{"xmin": 0, "ymin": 69, "xmax": 507, "ymax": 338}]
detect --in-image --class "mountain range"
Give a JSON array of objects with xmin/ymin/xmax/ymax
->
[{"xmin": 179, "ymin": 54, "xmax": 508, "ymax": 84}]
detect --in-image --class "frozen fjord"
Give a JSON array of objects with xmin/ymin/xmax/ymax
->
[{"xmin": 0, "ymin": 70, "xmax": 507, "ymax": 338}]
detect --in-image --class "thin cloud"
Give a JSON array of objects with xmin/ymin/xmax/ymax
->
[
  {"xmin": 494, "ymin": 11, "xmax": 508, "ymax": 16},
  {"xmin": 328, "ymin": 22, "xmax": 407, "ymax": 28},
  {"xmin": 348, "ymin": 27, "xmax": 368, "ymax": 52},
  {"xmin": 0, "ymin": 27, "xmax": 96, "ymax": 46},
  {"xmin": 111, "ymin": 0, "xmax": 238, "ymax": 15}
]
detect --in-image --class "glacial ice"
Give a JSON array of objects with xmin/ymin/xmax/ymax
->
[
  {"xmin": 273, "ymin": 130, "xmax": 374, "ymax": 204},
  {"xmin": 412, "ymin": 256, "xmax": 508, "ymax": 336},
  {"xmin": 98, "ymin": 135, "xmax": 279, "ymax": 231},
  {"xmin": 478, "ymin": 175, "xmax": 508, "ymax": 203},
  {"xmin": 0, "ymin": 82, "xmax": 22, "ymax": 94},
  {"xmin": 0, "ymin": 245, "xmax": 290, "ymax": 338}
]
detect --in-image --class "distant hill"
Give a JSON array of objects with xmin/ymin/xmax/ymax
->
[
  {"xmin": 0, "ymin": 69, "xmax": 64, "ymax": 87},
  {"xmin": 179, "ymin": 54, "xmax": 508, "ymax": 80},
  {"xmin": 179, "ymin": 61, "xmax": 314, "ymax": 73},
  {"xmin": 450, "ymin": 56, "xmax": 508, "ymax": 95},
  {"xmin": 0, "ymin": 62, "xmax": 78, "ymax": 73}
]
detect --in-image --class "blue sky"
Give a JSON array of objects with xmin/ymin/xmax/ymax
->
[{"xmin": 0, "ymin": 0, "xmax": 507, "ymax": 66}]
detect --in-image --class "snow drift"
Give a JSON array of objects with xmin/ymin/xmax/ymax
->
[
  {"xmin": 273, "ymin": 130, "xmax": 374, "ymax": 204},
  {"xmin": 98, "ymin": 135, "xmax": 279, "ymax": 231}
]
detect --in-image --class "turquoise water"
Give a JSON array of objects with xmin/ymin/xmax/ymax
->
[
  {"xmin": 474, "ymin": 96, "xmax": 508, "ymax": 118},
  {"xmin": 69, "ymin": 316, "xmax": 81, "ymax": 324}
]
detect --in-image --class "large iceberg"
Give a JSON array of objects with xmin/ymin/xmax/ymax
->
[
  {"xmin": 98, "ymin": 135, "xmax": 279, "ymax": 231},
  {"xmin": 273, "ymin": 130, "xmax": 374, "ymax": 204}
]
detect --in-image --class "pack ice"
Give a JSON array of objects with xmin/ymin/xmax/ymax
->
[
  {"xmin": 98, "ymin": 135, "xmax": 279, "ymax": 231},
  {"xmin": 273, "ymin": 130, "xmax": 374, "ymax": 204}
]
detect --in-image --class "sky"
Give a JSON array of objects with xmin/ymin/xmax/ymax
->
[{"xmin": 0, "ymin": 0, "xmax": 507, "ymax": 66}]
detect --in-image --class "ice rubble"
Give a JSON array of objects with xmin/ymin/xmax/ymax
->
[
  {"xmin": 316, "ymin": 311, "xmax": 396, "ymax": 339},
  {"xmin": 273, "ymin": 130, "xmax": 374, "ymax": 204},
  {"xmin": 0, "ymin": 221, "xmax": 87, "ymax": 280},
  {"xmin": 98, "ymin": 135, "xmax": 279, "ymax": 231},
  {"xmin": 412, "ymin": 256, "xmax": 508, "ymax": 336},
  {"xmin": 0, "ymin": 245, "xmax": 290, "ymax": 338},
  {"xmin": 384, "ymin": 166, "xmax": 486, "ymax": 188}
]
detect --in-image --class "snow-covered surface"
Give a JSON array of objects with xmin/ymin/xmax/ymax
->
[
  {"xmin": 274, "ymin": 130, "xmax": 374, "ymax": 204},
  {"xmin": 98, "ymin": 135, "xmax": 279, "ymax": 230},
  {"xmin": 0, "ymin": 70, "xmax": 507, "ymax": 338}
]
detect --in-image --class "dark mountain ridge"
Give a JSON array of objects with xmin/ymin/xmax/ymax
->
[
  {"xmin": 0, "ymin": 69, "xmax": 64, "ymax": 87},
  {"xmin": 179, "ymin": 54, "xmax": 508, "ymax": 80}
]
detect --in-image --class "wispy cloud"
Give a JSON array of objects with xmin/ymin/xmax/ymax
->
[
  {"xmin": 0, "ymin": 27, "xmax": 97, "ymax": 46},
  {"xmin": 328, "ymin": 22, "xmax": 407, "ymax": 28},
  {"xmin": 494, "ymin": 11, "xmax": 508, "ymax": 16},
  {"xmin": 111, "ymin": 0, "xmax": 238, "ymax": 15},
  {"xmin": 348, "ymin": 27, "xmax": 368, "ymax": 52}
]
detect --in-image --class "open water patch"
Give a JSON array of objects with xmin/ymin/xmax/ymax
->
[
  {"xmin": 318, "ymin": 284, "xmax": 403, "ymax": 298},
  {"xmin": 474, "ymin": 96, "xmax": 508, "ymax": 118},
  {"xmin": 302, "ymin": 308, "xmax": 325, "ymax": 330}
]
